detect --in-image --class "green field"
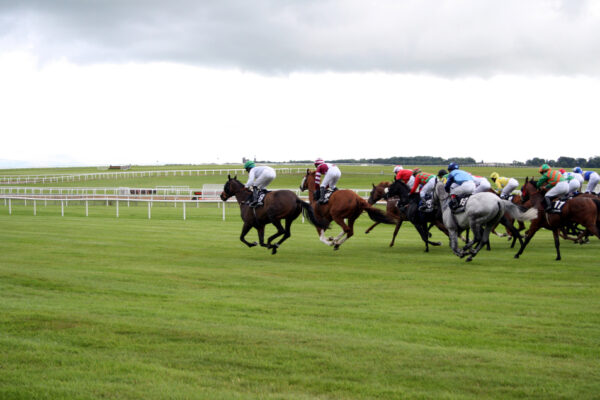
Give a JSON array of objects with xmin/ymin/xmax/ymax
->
[{"xmin": 1, "ymin": 165, "xmax": 600, "ymax": 399}]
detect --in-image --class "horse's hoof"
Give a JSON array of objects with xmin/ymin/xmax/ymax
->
[
  {"xmin": 271, "ymin": 248, "xmax": 277, "ymax": 255},
  {"xmin": 333, "ymin": 244, "xmax": 340, "ymax": 251},
  {"xmin": 432, "ymin": 241, "xmax": 442, "ymax": 246},
  {"xmin": 466, "ymin": 256, "xmax": 473, "ymax": 262}
]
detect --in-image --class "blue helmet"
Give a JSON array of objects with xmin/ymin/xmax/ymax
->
[
  {"xmin": 447, "ymin": 162, "xmax": 459, "ymax": 171},
  {"xmin": 573, "ymin": 166, "xmax": 583, "ymax": 174}
]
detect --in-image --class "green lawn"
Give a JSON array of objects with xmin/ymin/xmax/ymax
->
[{"xmin": 1, "ymin": 203, "xmax": 599, "ymax": 399}]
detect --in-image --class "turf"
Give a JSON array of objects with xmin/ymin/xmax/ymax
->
[{"xmin": 1, "ymin": 202, "xmax": 599, "ymax": 399}]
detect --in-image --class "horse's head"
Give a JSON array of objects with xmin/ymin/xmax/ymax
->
[
  {"xmin": 520, "ymin": 177, "xmax": 539, "ymax": 204},
  {"xmin": 386, "ymin": 180, "xmax": 410, "ymax": 204},
  {"xmin": 220, "ymin": 174, "xmax": 245, "ymax": 201},
  {"xmin": 299, "ymin": 169, "xmax": 315, "ymax": 192},
  {"xmin": 368, "ymin": 182, "xmax": 390, "ymax": 205}
]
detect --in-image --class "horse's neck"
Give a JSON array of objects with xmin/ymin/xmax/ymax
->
[{"xmin": 232, "ymin": 184, "xmax": 250, "ymax": 204}]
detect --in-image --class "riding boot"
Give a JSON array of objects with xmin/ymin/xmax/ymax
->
[
  {"xmin": 543, "ymin": 196, "xmax": 553, "ymax": 213},
  {"xmin": 319, "ymin": 188, "xmax": 332, "ymax": 204},
  {"xmin": 449, "ymin": 194, "xmax": 458, "ymax": 210},
  {"xmin": 249, "ymin": 187, "xmax": 259, "ymax": 207}
]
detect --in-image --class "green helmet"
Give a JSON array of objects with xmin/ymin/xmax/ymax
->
[
  {"xmin": 539, "ymin": 163, "xmax": 550, "ymax": 173},
  {"xmin": 244, "ymin": 160, "xmax": 255, "ymax": 170}
]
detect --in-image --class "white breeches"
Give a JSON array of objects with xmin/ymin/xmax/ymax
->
[
  {"xmin": 585, "ymin": 173, "xmax": 600, "ymax": 193},
  {"xmin": 450, "ymin": 181, "xmax": 476, "ymax": 197},
  {"xmin": 419, "ymin": 179, "xmax": 436, "ymax": 199},
  {"xmin": 545, "ymin": 181, "xmax": 569, "ymax": 199},
  {"xmin": 500, "ymin": 178, "xmax": 519, "ymax": 198},
  {"xmin": 321, "ymin": 166, "xmax": 341, "ymax": 189},
  {"xmin": 473, "ymin": 177, "xmax": 491, "ymax": 193},
  {"xmin": 250, "ymin": 170, "xmax": 276, "ymax": 189},
  {"xmin": 568, "ymin": 179, "xmax": 581, "ymax": 193}
]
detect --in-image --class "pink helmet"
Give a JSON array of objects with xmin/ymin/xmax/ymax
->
[
  {"xmin": 393, "ymin": 165, "xmax": 403, "ymax": 173},
  {"xmin": 314, "ymin": 158, "xmax": 324, "ymax": 166}
]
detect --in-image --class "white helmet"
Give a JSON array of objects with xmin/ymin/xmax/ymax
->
[{"xmin": 393, "ymin": 165, "xmax": 403, "ymax": 173}]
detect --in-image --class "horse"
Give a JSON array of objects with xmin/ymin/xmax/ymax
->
[
  {"xmin": 300, "ymin": 170, "xmax": 397, "ymax": 250},
  {"xmin": 220, "ymin": 175, "xmax": 329, "ymax": 254},
  {"xmin": 385, "ymin": 179, "xmax": 451, "ymax": 252},
  {"xmin": 434, "ymin": 181, "xmax": 538, "ymax": 261},
  {"xmin": 514, "ymin": 178, "xmax": 600, "ymax": 261},
  {"xmin": 364, "ymin": 182, "xmax": 408, "ymax": 247}
]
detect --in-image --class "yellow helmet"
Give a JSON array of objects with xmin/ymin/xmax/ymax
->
[{"xmin": 490, "ymin": 172, "xmax": 499, "ymax": 180}]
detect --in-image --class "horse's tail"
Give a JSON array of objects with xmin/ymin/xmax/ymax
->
[
  {"xmin": 503, "ymin": 200, "xmax": 538, "ymax": 221},
  {"xmin": 360, "ymin": 198, "xmax": 397, "ymax": 224},
  {"xmin": 298, "ymin": 199, "xmax": 330, "ymax": 230}
]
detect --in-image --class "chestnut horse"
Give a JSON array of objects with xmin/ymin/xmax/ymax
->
[
  {"xmin": 300, "ymin": 170, "xmax": 396, "ymax": 250},
  {"xmin": 365, "ymin": 181, "xmax": 408, "ymax": 247},
  {"xmin": 514, "ymin": 178, "xmax": 600, "ymax": 261},
  {"xmin": 221, "ymin": 175, "xmax": 328, "ymax": 254}
]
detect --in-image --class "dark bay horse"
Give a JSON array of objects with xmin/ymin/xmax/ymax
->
[
  {"xmin": 385, "ymin": 179, "xmax": 447, "ymax": 252},
  {"xmin": 221, "ymin": 175, "xmax": 328, "ymax": 254},
  {"xmin": 365, "ymin": 181, "xmax": 408, "ymax": 247},
  {"xmin": 514, "ymin": 178, "xmax": 600, "ymax": 261},
  {"xmin": 300, "ymin": 170, "xmax": 396, "ymax": 250}
]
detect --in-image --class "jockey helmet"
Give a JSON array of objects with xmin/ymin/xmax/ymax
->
[
  {"xmin": 438, "ymin": 169, "xmax": 448, "ymax": 178},
  {"xmin": 539, "ymin": 163, "xmax": 550, "ymax": 173},
  {"xmin": 490, "ymin": 172, "xmax": 499, "ymax": 181},
  {"xmin": 314, "ymin": 158, "xmax": 324, "ymax": 166},
  {"xmin": 573, "ymin": 166, "xmax": 583, "ymax": 174},
  {"xmin": 393, "ymin": 165, "xmax": 403, "ymax": 173},
  {"xmin": 447, "ymin": 162, "xmax": 459, "ymax": 171},
  {"xmin": 412, "ymin": 168, "xmax": 421, "ymax": 175},
  {"xmin": 244, "ymin": 160, "xmax": 255, "ymax": 170},
  {"xmin": 559, "ymin": 168, "xmax": 566, "ymax": 174}
]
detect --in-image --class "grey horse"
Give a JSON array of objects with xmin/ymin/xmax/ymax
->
[{"xmin": 434, "ymin": 182, "xmax": 538, "ymax": 261}]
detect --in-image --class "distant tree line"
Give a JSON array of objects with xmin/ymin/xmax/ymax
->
[{"xmin": 265, "ymin": 155, "xmax": 600, "ymax": 168}]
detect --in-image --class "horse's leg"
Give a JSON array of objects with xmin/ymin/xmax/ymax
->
[
  {"xmin": 266, "ymin": 219, "xmax": 286, "ymax": 253},
  {"xmin": 514, "ymin": 220, "xmax": 541, "ymax": 258},
  {"xmin": 274, "ymin": 218, "xmax": 294, "ymax": 247},
  {"xmin": 239, "ymin": 222, "xmax": 258, "ymax": 247},
  {"xmin": 389, "ymin": 220, "xmax": 403, "ymax": 247},
  {"xmin": 257, "ymin": 225, "xmax": 268, "ymax": 248},
  {"xmin": 467, "ymin": 225, "xmax": 493, "ymax": 262},
  {"xmin": 318, "ymin": 228, "xmax": 334, "ymax": 246},
  {"xmin": 448, "ymin": 229, "xmax": 463, "ymax": 257},
  {"xmin": 365, "ymin": 222, "xmax": 379, "ymax": 234},
  {"xmin": 552, "ymin": 229, "xmax": 561, "ymax": 261},
  {"xmin": 333, "ymin": 217, "xmax": 355, "ymax": 250}
]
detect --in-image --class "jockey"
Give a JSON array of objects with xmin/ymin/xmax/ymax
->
[
  {"xmin": 395, "ymin": 167, "xmax": 415, "ymax": 188},
  {"xmin": 490, "ymin": 172, "xmax": 519, "ymax": 199},
  {"xmin": 314, "ymin": 158, "xmax": 342, "ymax": 204},
  {"xmin": 409, "ymin": 168, "xmax": 436, "ymax": 211},
  {"xmin": 437, "ymin": 169, "xmax": 448, "ymax": 184},
  {"xmin": 393, "ymin": 165, "xmax": 403, "ymax": 175},
  {"xmin": 471, "ymin": 173, "xmax": 492, "ymax": 194},
  {"xmin": 575, "ymin": 167, "xmax": 600, "ymax": 193},
  {"xmin": 444, "ymin": 162, "xmax": 475, "ymax": 210},
  {"xmin": 560, "ymin": 170, "xmax": 582, "ymax": 194},
  {"xmin": 244, "ymin": 161, "xmax": 276, "ymax": 207},
  {"xmin": 536, "ymin": 164, "xmax": 569, "ymax": 212}
]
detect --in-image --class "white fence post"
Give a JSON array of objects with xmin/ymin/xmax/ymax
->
[
  {"xmin": 61, "ymin": 200, "xmax": 64, "ymax": 216},
  {"xmin": 222, "ymin": 201, "xmax": 226, "ymax": 221},
  {"xmin": 86, "ymin": 200, "xmax": 89, "ymax": 217},
  {"xmin": 148, "ymin": 201, "xmax": 151, "ymax": 219},
  {"xmin": 116, "ymin": 200, "xmax": 119, "ymax": 218},
  {"xmin": 183, "ymin": 202, "xmax": 186, "ymax": 220},
  {"xmin": 8, "ymin": 198, "xmax": 11, "ymax": 215},
  {"xmin": 34, "ymin": 200, "xmax": 36, "ymax": 216}
]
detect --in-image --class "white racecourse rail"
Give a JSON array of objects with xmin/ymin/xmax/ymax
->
[
  {"xmin": 0, "ymin": 188, "xmax": 377, "ymax": 221},
  {"xmin": 0, "ymin": 167, "xmax": 305, "ymax": 185}
]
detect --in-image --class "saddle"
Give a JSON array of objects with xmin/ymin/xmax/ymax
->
[
  {"xmin": 318, "ymin": 187, "xmax": 337, "ymax": 204},
  {"xmin": 450, "ymin": 194, "xmax": 470, "ymax": 214},
  {"xmin": 418, "ymin": 195, "xmax": 435, "ymax": 213},
  {"xmin": 248, "ymin": 188, "xmax": 270, "ymax": 208},
  {"xmin": 547, "ymin": 196, "xmax": 569, "ymax": 214}
]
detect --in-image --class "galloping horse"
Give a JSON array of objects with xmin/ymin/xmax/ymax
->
[
  {"xmin": 385, "ymin": 179, "xmax": 448, "ymax": 252},
  {"xmin": 514, "ymin": 178, "xmax": 600, "ymax": 261},
  {"xmin": 221, "ymin": 175, "xmax": 328, "ymax": 254},
  {"xmin": 364, "ymin": 182, "xmax": 408, "ymax": 247},
  {"xmin": 434, "ymin": 182, "xmax": 538, "ymax": 261},
  {"xmin": 300, "ymin": 170, "xmax": 396, "ymax": 250}
]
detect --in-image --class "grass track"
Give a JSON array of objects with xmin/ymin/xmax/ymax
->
[{"xmin": 1, "ymin": 204, "xmax": 600, "ymax": 399}]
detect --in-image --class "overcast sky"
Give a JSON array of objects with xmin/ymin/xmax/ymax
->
[{"xmin": 1, "ymin": 0, "xmax": 599, "ymax": 168}]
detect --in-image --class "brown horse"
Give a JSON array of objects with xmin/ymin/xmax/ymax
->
[
  {"xmin": 300, "ymin": 170, "xmax": 396, "ymax": 250},
  {"xmin": 221, "ymin": 175, "xmax": 329, "ymax": 254},
  {"xmin": 514, "ymin": 178, "xmax": 600, "ymax": 260}
]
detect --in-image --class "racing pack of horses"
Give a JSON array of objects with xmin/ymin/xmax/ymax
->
[{"xmin": 221, "ymin": 170, "xmax": 600, "ymax": 261}]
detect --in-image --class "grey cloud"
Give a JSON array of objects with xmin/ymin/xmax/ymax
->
[{"xmin": 1, "ymin": 0, "xmax": 600, "ymax": 76}]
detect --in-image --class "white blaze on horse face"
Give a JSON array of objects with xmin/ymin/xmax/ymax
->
[
  {"xmin": 301, "ymin": 176, "xmax": 307, "ymax": 190},
  {"xmin": 384, "ymin": 188, "xmax": 389, "ymax": 194}
]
